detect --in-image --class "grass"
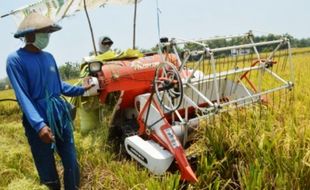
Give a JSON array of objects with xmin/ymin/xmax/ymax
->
[
  {"xmin": 0, "ymin": 49, "xmax": 310, "ymax": 189},
  {"xmin": 0, "ymin": 122, "xmax": 46, "ymax": 190},
  {"xmin": 0, "ymin": 89, "xmax": 20, "ymax": 122}
]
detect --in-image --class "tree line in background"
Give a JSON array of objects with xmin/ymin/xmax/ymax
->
[
  {"xmin": 1, "ymin": 34, "xmax": 310, "ymax": 91},
  {"xmin": 58, "ymin": 62, "xmax": 80, "ymax": 81},
  {"xmin": 0, "ymin": 62, "xmax": 80, "ymax": 90}
]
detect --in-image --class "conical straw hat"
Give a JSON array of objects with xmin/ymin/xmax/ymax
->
[{"xmin": 14, "ymin": 12, "xmax": 61, "ymax": 38}]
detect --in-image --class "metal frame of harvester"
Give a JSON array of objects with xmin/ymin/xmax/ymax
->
[{"xmin": 84, "ymin": 30, "xmax": 294, "ymax": 182}]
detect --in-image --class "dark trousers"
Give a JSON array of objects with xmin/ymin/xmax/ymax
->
[{"xmin": 23, "ymin": 116, "xmax": 80, "ymax": 190}]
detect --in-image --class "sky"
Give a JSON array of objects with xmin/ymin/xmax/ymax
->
[{"xmin": 0, "ymin": 0, "xmax": 309, "ymax": 79}]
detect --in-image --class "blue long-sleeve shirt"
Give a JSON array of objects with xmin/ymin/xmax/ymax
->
[{"xmin": 6, "ymin": 48, "xmax": 84, "ymax": 133}]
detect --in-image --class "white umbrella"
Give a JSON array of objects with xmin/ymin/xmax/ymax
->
[{"xmin": 1, "ymin": 0, "xmax": 142, "ymax": 25}]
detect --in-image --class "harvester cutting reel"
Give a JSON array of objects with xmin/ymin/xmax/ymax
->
[{"xmin": 160, "ymin": 33, "xmax": 294, "ymax": 116}]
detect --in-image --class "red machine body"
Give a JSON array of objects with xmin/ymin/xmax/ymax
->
[
  {"xmin": 97, "ymin": 53, "xmax": 177, "ymax": 108},
  {"xmin": 89, "ymin": 53, "xmax": 198, "ymax": 182}
]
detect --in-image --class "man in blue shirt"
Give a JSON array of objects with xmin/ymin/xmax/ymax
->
[{"xmin": 6, "ymin": 13, "xmax": 93, "ymax": 190}]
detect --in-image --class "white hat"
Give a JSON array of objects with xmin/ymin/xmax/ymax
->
[{"xmin": 14, "ymin": 12, "xmax": 61, "ymax": 38}]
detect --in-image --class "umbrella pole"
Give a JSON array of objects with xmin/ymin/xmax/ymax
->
[
  {"xmin": 133, "ymin": 0, "xmax": 138, "ymax": 49},
  {"xmin": 83, "ymin": 0, "xmax": 98, "ymax": 56}
]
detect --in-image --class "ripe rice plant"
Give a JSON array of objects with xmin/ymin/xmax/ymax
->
[{"xmin": 0, "ymin": 49, "xmax": 309, "ymax": 189}]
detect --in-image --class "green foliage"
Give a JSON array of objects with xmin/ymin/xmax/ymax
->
[
  {"xmin": 58, "ymin": 62, "xmax": 80, "ymax": 81},
  {"xmin": 0, "ymin": 77, "xmax": 11, "ymax": 91}
]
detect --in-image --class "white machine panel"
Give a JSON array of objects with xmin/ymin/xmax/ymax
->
[
  {"xmin": 125, "ymin": 135, "xmax": 174, "ymax": 175},
  {"xmin": 83, "ymin": 77, "xmax": 100, "ymax": 96}
]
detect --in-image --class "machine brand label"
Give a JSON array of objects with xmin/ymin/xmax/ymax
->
[
  {"xmin": 164, "ymin": 128, "xmax": 180, "ymax": 149},
  {"xmin": 127, "ymin": 144, "xmax": 148, "ymax": 164},
  {"xmin": 130, "ymin": 61, "xmax": 160, "ymax": 70}
]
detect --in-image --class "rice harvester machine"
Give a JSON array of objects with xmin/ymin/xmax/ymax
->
[{"xmin": 82, "ymin": 31, "xmax": 294, "ymax": 182}]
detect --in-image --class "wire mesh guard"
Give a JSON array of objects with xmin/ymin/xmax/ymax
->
[{"xmin": 154, "ymin": 31, "xmax": 294, "ymax": 126}]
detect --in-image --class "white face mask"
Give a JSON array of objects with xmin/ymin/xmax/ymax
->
[
  {"xmin": 32, "ymin": 33, "xmax": 50, "ymax": 50},
  {"xmin": 99, "ymin": 44, "xmax": 111, "ymax": 53}
]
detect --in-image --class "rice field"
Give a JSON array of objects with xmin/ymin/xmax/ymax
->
[{"xmin": 0, "ymin": 48, "xmax": 310, "ymax": 189}]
